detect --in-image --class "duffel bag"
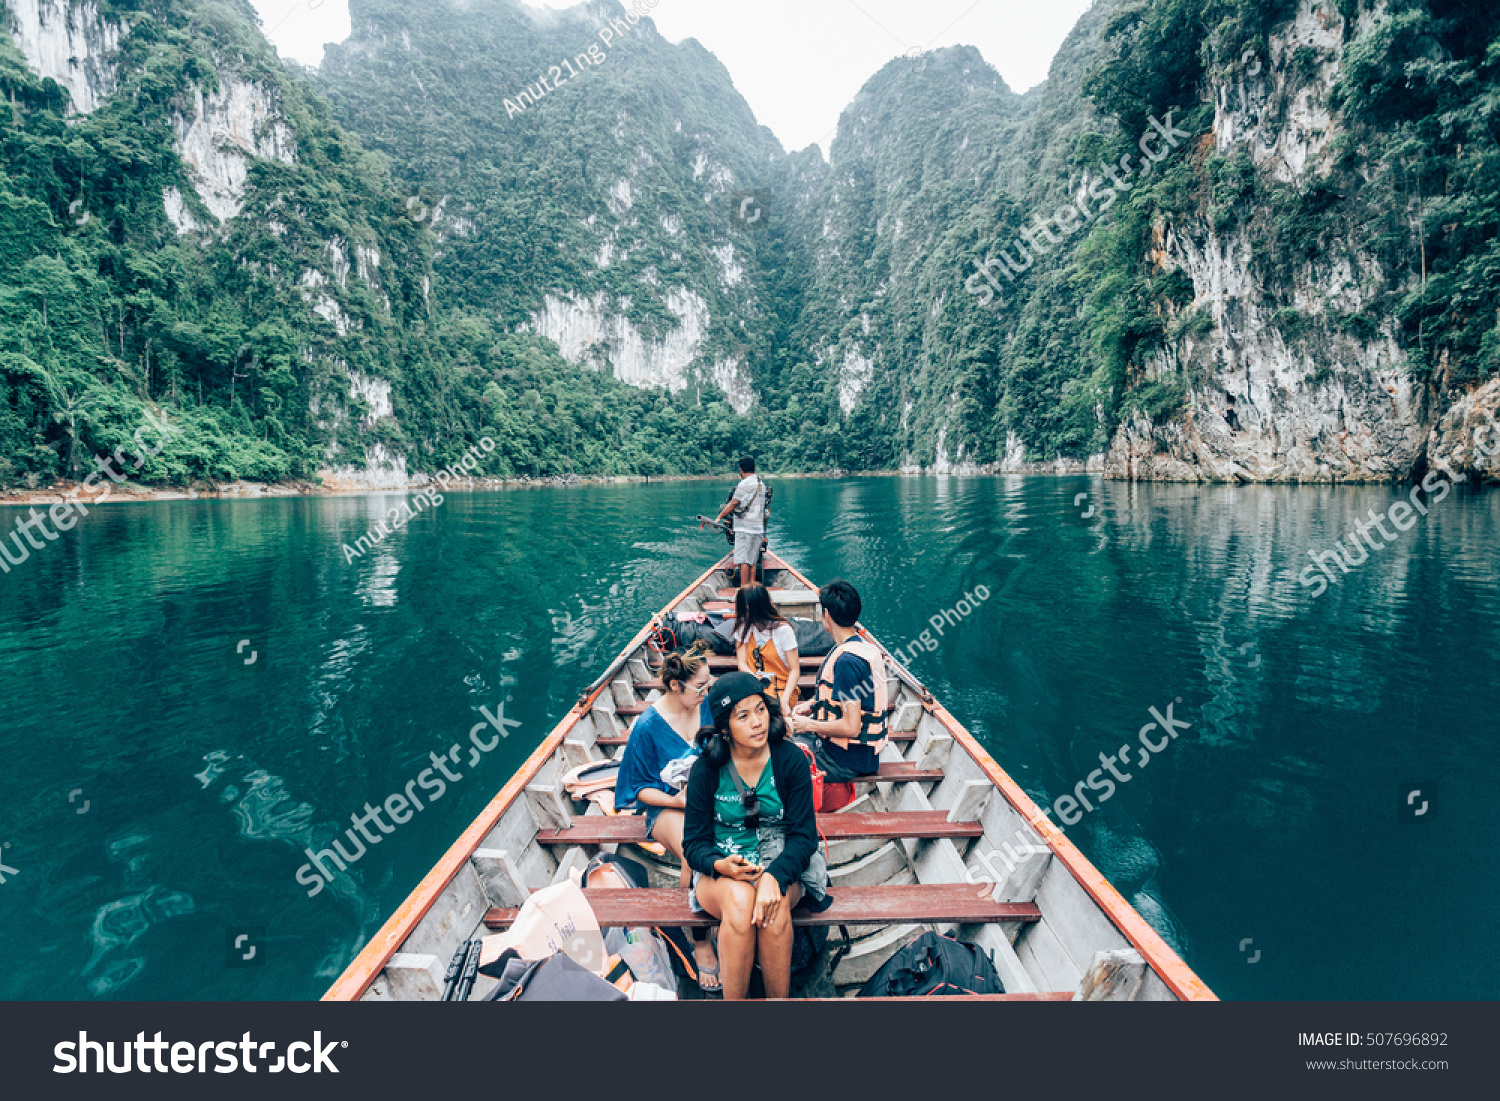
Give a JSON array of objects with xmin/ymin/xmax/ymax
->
[
  {"xmin": 790, "ymin": 617, "xmax": 835, "ymax": 657},
  {"xmin": 482, "ymin": 950, "xmax": 628, "ymax": 1002},
  {"xmin": 672, "ymin": 618, "xmax": 735, "ymax": 655}
]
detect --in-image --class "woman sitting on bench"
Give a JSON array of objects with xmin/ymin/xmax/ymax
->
[
  {"xmin": 683, "ymin": 672, "xmax": 821, "ymax": 1000},
  {"xmin": 612, "ymin": 642, "xmax": 721, "ymax": 989},
  {"xmin": 733, "ymin": 583, "xmax": 801, "ymax": 717}
]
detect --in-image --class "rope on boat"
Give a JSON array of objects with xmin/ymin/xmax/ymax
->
[{"xmin": 577, "ymin": 612, "xmax": 669, "ymax": 709}]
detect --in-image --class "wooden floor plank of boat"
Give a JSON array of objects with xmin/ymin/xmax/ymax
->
[
  {"xmin": 484, "ymin": 886, "xmax": 1042, "ymax": 929},
  {"xmin": 536, "ymin": 810, "xmax": 982, "ymax": 845}
]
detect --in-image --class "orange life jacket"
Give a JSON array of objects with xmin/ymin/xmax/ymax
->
[
  {"xmin": 811, "ymin": 637, "xmax": 889, "ymax": 753},
  {"xmin": 738, "ymin": 625, "xmax": 798, "ymax": 707}
]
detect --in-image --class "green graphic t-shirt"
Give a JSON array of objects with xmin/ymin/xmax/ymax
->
[{"xmin": 712, "ymin": 761, "xmax": 783, "ymax": 865}]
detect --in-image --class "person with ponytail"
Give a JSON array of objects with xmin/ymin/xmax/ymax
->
[
  {"xmin": 733, "ymin": 583, "xmax": 801, "ymax": 716},
  {"xmin": 682, "ymin": 672, "xmax": 829, "ymax": 999},
  {"xmin": 612, "ymin": 641, "xmax": 720, "ymax": 987}
]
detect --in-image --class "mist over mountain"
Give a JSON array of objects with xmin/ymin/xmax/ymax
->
[{"xmin": 2, "ymin": 0, "xmax": 1497, "ymax": 487}]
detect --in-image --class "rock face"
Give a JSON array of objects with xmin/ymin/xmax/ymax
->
[
  {"xmin": 320, "ymin": 443, "xmax": 409, "ymax": 491},
  {"xmin": 1104, "ymin": 202, "xmax": 1428, "ymax": 482},
  {"xmin": 6, "ymin": 0, "xmax": 121, "ymax": 114},
  {"xmin": 526, "ymin": 286, "xmax": 756, "ymax": 412},
  {"xmin": 1425, "ymin": 380, "xmax": 1500, "ymax": 485},
  {"xmin": 172, "ymin": 78, "xmax": 298, "ymax": 224},
  {"xmin": 1100, "ymin": 0, "xmax": 1482, "ymax": 484}
]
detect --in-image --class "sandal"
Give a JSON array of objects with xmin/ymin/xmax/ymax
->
[{"xmin": 695, "ymin": 931, "xmax": 722, "ymax": 994}]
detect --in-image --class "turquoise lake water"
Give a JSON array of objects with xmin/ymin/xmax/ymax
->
[{"xmin": 0, "ymin": 476, "xmax": 1495, "ymax": 1000}]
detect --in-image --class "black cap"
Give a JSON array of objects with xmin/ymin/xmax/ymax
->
[{"xmin": 709, "ymin": 671, "xmax": 770, "ymax": 727}]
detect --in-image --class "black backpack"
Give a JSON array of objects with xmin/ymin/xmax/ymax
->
[{"xmin": 857, "ymin": 932, "xmax": 1005, "ymax": 998}]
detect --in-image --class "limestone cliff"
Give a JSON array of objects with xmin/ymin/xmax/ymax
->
[
  {"xmin": 7, "ymin": 0, "xmax": 120, "ymax": 113},
  {"xmin": 318, "ymin": 0, "xmax": 770, "ymax": 416},
  {"xmin": 1103, "ymin": 0, "xmax": 1499, "ymax": 483}
]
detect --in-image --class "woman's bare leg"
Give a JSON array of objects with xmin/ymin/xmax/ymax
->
[
  {"xmin": 757, "ymin": 882, "xmax": 802, "ymax": 999},
  {"xmin": 649, "ymin": 810, "xmax": 690, "ymax": 885},
  {"xmin": 650, "ymin": 810, "xmax": 720, "ymax": 985},
  {"xmin": 694, "ymin": 875, "xmax": 758, "ymax": 1000}
]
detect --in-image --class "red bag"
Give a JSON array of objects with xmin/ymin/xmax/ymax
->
[
  {"xmin": 796, "ymin": 742, "xmax": 856, "ymax": 814},
  {"xmin": 820, "ymin": 781, "xmax": 856, "ymax": 814}
]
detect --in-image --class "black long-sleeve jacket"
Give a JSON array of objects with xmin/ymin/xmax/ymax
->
[{"xmin": 682, "ymin": 738, "xmax": 817, "ymax": 894}]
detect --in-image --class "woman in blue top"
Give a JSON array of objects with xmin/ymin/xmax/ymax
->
[{"xmin": 612, "ymin": 641, "xmax": 720, "ymax": 986}]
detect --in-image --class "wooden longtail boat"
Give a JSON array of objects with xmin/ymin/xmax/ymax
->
[{"xmin": 325, "ymin": 553, "xmax": 1216, "ymax": 1002}]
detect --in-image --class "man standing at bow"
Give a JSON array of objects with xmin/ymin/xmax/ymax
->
[{"xmin": 716, "ymin": 456, "xmax": 767, "ymax": 588}]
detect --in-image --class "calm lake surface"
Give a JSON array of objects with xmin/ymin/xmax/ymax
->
[{"xmin": 1, "ymin": 476, "xmax": 1496, "ymax": 1000}]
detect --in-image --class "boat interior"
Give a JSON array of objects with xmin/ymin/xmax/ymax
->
[{"xmin": 327, "ymin": 554, "xmax": 1213, "ymax": 1002}]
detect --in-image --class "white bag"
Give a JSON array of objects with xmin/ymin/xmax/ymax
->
[
  {"xmin": 479, "ymin": 880, "xmax": 607, "ymax": 976},
  {"xmin": 659, "ymin": 755, "xmax": 696, "ymax": 791},
  {"xmin": 604, "ymin": 925, "xmax": 676, "ymax": 989}
]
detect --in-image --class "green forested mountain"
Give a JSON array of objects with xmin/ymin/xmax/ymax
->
[
  {"xmin": 2, "ymin": 0, "xmax": 1498, "ymax": 487},
  {"xmin": 0, "ymin": 0, "xmax": 438, "ymax": 485},
  {"xmin": 0, "ymin": 0, "xmax": 766, "ymax": 487},
  {"xmin": 797, "ymin": 0, "xmax": 1500, "ymax": 480}
]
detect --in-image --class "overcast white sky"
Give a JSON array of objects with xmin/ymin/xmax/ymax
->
[{"xmin": 248, "ymin": 0, "xmax": 1096, "ymax": 154}]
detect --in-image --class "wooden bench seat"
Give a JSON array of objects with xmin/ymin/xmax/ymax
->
[
  {"xmin": 608, "ymin": 701, "xmax": 901, "ymax": 719},
  {"xmin": 536, "ymin": 810, "xmax": 982, "ymax": 846},
  {"xmin": 484, "ymin": 885, "xmax": 1042, "ymax": 930},
  {"xmin": 705, "ymin": 654, "xmax": 825, "ymax": 672},
  {"xmin": 577, "ymin": 753, "xmax": 937, "ymax": 786},
  {"xmin": 595, "ymin": 727, "xmax": 916, "ymax": 748},
  {"xmin": 713, "ymin": 588, "xmax": 818, "ymax": 604},
  {"xmin": 712, "ymin": 554, "xmax": 793, "ymax": 575},
  {"xmin": 636, "ymin": 673, "xmax": 819, "ymax": 692}
]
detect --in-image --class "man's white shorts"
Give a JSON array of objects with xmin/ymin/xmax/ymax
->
[{"xmin": 733, "ymin": 529, "xmax": 763, "ymax": 565}]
